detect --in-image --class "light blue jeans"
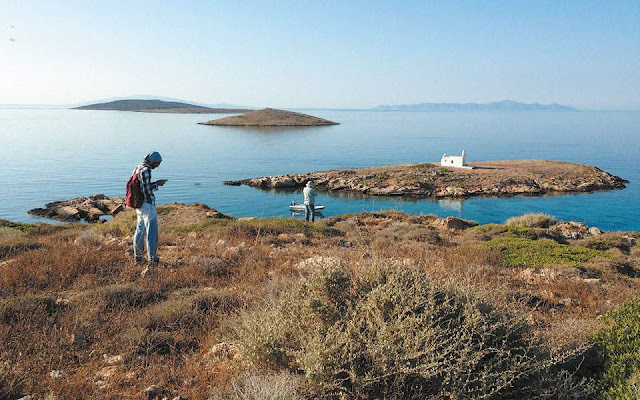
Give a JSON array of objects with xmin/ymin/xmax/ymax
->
[
  {"xmin": 305, "ymin": 204, "xmax": 315, "ymax": 222},
  {"xmin": 134, "ymin": 202, "xmax": 158, "ymax": 262}
]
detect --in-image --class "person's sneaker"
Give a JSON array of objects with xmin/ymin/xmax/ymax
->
[
  {"xmin": 148, "ymin": 257, "xmax": 160, "ymax": 266},
  {"xmin": 134, "ymin": 256, "xmax": 144, "ymax": 265}
]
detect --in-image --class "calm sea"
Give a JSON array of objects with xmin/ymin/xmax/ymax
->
[{"xmin": 0, "ymin": 109, "xmax": 638, "ymax": 231}]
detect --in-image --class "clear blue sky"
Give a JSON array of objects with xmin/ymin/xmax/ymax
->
[{"xmin": 1, "ymin": 0, "xmax": 639, "ymax": 109}]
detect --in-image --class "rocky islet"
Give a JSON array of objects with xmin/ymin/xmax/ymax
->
[{"xmin": 225, "ymin": 160, "xmax": 628, "ymax": 198}]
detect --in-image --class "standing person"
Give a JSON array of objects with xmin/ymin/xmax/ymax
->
[
  {"xmin": 303, "ymin": 180, "xmax": 317, "ymax": 222},
  {"xmin": 131, "ymin": 151, "xmax": 166, "ymax": 272}
]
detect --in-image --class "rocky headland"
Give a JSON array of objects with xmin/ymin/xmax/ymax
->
[
  {"xmin": 200, "ymin": 108, "xmax": 339, "ymax": 126},
  {"xmin": 1, "ymin": 205, "xmax": 639, "ymax": 399},
  {"xmin": 225, "ymin": 160, "xmax": 628, "ymax": 198}
]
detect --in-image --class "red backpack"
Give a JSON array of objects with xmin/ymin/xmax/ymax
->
[{"xmin": 125, "ymin": 170, "xmax": 144, "ymax": 208}]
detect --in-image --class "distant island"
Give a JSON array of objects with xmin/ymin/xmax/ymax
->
[
  {"xmin": 372, "ymin": 100, "xmax": 577, "ymax": 111},
  {"xmin": 73, "ymin": 99, "xmax": 251, "ymax": 114},
  {"xmin": 200, "ymin": 108, "xmax": 339, "ymax": 126},
  {"xmin": 225, "ymin": 160, "xmax": 627, "ymax": 198}
]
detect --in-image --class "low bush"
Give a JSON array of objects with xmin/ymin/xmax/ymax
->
[
  {"xmin": 581, "ymin": 235, "xmax": 632, "ymax": 254},
  {"xmin": 506, "ymin": 213, "xmax": 557, "ymax": 228},
  {"xmin": 0, "ymin": 219, "xmax": 35, "ymax": 234},
  {"xmin": 93, "ymin": 284, "xmax": 165, "ymax": 311},
  {"xmin": 232, "ymin": 262, "xmax": 591, "ymax": 399},
  {"xmin": 170, "ymin": 218, "xmax": 231, "ymax": 233},
  {"xmin": 141, "ymin": 290, "xmax": 237, "ymax": 331},
  {"xmin": 486, "ymin": 237, "xmax": 607, "ymax": 268},
  {"xmin": 123, "ymin": 289, "xmax": 240, "ymax": 356},
  {"xmin": 0, "ymin": 241, "xmax": 43, "ymax": 260},
  {"xmin": 465, "ymin": 223, "xmax": 558, "ymax": 242},
  {"xmin": 124, "ymin": 327, "xmax": 197, "ymax": 356},
  {"xmin": 0, "ymin": 294, "xmax": 60, "ymax": 324},
  {"xmin": 374, "ymin": 222, "xmax": 442, "ymax": 245},
  {"xmin": 230, "ymin": 218, "xmax": 341, "ymax": 238},
  {"xmin": 592, "ymin": 297, "xmax": 640, "ymax": 399},
  {"xmin": 209, "ymin": 371, "xmax": 305, "ymax": 400},
  {"xmin": 93, "ymin": 211, "xmax": 137, "ymax": 237},
  {"xmin": 0, "ymin": 364, "xmax": 25, "ymax": 400}
]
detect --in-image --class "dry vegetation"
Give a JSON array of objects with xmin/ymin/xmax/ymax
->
[{"xmin": 0, "ymin": 207, "xmax": 638, "ymax": 399}]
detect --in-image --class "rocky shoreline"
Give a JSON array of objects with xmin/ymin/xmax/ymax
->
[
  {"xmin": 225, "ymin": 160, "xmax": 628, "ymax": 198},
  {"xmin": 28, "ymin": 194, "xmax": 125, "ymax": 222}
]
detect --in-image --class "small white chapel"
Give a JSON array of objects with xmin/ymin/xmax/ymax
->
[{"xmin": 440, "ymin": 150, "xmax": 474, "ymax": 169}]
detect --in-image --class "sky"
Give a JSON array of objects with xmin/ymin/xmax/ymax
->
[{"xmin": 1, "ymin": 1, "xmax": 639, "ymax": 109}]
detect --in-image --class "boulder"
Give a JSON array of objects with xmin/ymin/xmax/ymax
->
[
  {"xmin": 549, "ymin": 221, "xmax": 589, "ymax": 240},
  {"xmin": 202, "ymin": 342, "xmax": 242, "ymax": 363},
  {"xmin": 142, "ymin": 385, "xmax": 168, "ymax": 400},
  {"xmin": 49, "ymin": 370, "xmax": 67, "ymax": 379},
  {"xmin": 103, "ymin": 354, "xmax": 124, "ymax": 365},
  {"xmin": 589, "ymin": 227, "xmax": 603, "ymax": 236},
  {"xmin": 272, "ymin": 176, "xmax": 296, "ymax": 188},
  {"xmin": 436, "ymin": 217, "xmax": 478, "ymax": 231},
  {"xmin": 57, "ymin": 206, "xmax": 80, "ymax": 220},
  {"xmin": 70, "ymin": 333, "xmax": 89, "ymax": 347},
  {"xmin": 94, "ymin": 365, "xmax": 118, "ymax": 388},
  {"xmin": 295, "ymin": 256, "xmax": 342, "ymax": 271},
  {"xmin": 87, "ymin": 207, "xmax": 105, "ymax": 222}
]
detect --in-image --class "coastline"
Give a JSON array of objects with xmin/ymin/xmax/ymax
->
[{"xmin": 225, "ymin": 160, "xmax": 628, "ymax": 199}]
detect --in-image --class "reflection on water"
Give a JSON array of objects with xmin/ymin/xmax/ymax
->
[
  {"xmin": 290, "ymin": 210, "xmax": 325, "ymax": 220},
  {"xmin": 438, "ymin": 199, "xmax": 463, "ymax": 213}
]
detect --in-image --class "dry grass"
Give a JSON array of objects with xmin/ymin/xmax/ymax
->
[
  {"xmin": 506, "ymin": 213, "xmax": 557, "ymax": 228},
  {"xmin": 0, "ymin": 208, "xmax": 638, "ymax": 399}
]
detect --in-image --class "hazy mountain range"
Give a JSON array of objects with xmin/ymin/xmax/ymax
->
[
  {"xmin": 1, "ymin": 97, "xmax": 583, "ymax": 111},
  {"xmin": 371, "ymin": 100, "xmax": 577, "ymax": 111}
]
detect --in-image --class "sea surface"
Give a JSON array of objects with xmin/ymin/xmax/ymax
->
[{"xmin": 0, "ymin": 109, "xmax": 638, "ymax": 231}]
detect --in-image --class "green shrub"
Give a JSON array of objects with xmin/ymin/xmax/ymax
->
[
  {"xmin": 582, "ymin": 235, "xmax": 631, "ymax": 254},
  {"xmin": 170, "ymin": 218, "xmax": 232, "ymax": 233},
  {"xmin": 486, "ymin": 237, "xmax": 607, "ymax": 268},
  {"xmin": 0, "ymin": 219, "xmax": 35, "ymax": 233},
  {"xmin": 593, "ymin": 297, "xmax": 640, "ymax": 399},
  {"xmin": 230, "ymin": 218, "xmax": 341, "ymax": 238},
  {"xmin": 506, "ymin": 213, "xmax": 557, "ymax": 228},
  {"xmin": 465, "ymin": 223, "xmax": 559, "ymax": 242},
  {"xmin": 0, "ymin": 219, "xmax": 64, "ymax": 237},
  {"xmin": 232, "ymin": 262, "xmax": 590, "ymax": 399},
  {"xmin": 93, "ymin": 211, "xmax": 137, "ymax": 236}
]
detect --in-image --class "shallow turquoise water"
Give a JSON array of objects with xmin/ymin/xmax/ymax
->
[{"xmin": 0, "ymin": 109, "xmax": 638, "ymax": 230}]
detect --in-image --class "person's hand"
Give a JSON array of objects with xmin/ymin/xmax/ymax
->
[{"xmin": 156, "ymin": 179, "xmax": 168, "ymax": 186}]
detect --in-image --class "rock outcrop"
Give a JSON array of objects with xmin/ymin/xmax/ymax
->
[
  {"xmin": 28, "ymin": 194, "xmax": 124, "ymax": 222},
  {"xmin": 225, "ymin": 160, "xmax": 628, "ymax": 199}
]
